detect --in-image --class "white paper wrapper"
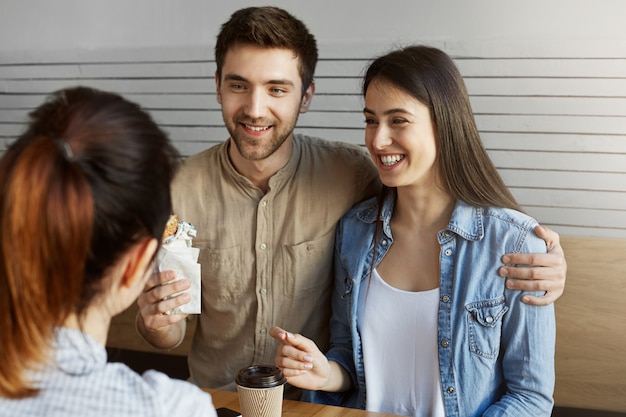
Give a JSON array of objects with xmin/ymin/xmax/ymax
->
[{"xmin": 157, "ymin": 222, "xmax": 201, "ymax": 314}]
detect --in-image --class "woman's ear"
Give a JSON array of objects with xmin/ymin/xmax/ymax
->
[{"xmin": 120, "ymin": 237, "xmax": 158, "ymax": 290}]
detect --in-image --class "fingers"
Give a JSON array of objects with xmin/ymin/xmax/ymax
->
[
  {"xmin": 533, "ymin": 225, "xmax": 561, "ymax": 252},
  {"xmin": 498, "ymin": 225, "xmax": 567, "ymax": 305},
  {"xmin": 137, "ymin": 270, "xmax": 191, "ymax": 331},
  {"xmin": 499, "ymin": 226, "xmax": 567, "ymax": 281},
  {"xmin": 139, "ymin": 271, "xmax": 189, "ymax": 305},
  {"xmin": 270, "ymin": 327, "xmax": 315, "ymax": 374},
  {"xmin": 519, "ymin": 290, "xmax": 562, "ymax": 306}
]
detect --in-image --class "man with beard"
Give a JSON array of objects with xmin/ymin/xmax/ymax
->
[{"xmin": 135, "ymin": 6, "xmax": 567, "ymax": 400}]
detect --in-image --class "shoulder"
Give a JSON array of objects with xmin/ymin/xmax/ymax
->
[
  {"xmin": 178, "ymin": 142, "xmax": 224, "ymax": 172},
  {"xmin": 481, "ymin": 206, "xmax": 545, "ymax": 253},
  {"xmin": 172, "ymin": 142, "xmax": 225, "ymax": 195},
  {"xmin": 340, "ymin": 195, "xmax": 379, "ymax": 223},
  {"xmin": 142, "ymin": 370, "xmax": 217, "ymax": 416},
  {"xmin": 482, "ymin": 206, "xmax": 538, "ymax": 232},
  {"xmin": 295, "ymin": 134, "xmax": 371, "ymax": 162},
  {"xmin": 335, "ymin": 196, "xmax": 379, "ymax": 247}
]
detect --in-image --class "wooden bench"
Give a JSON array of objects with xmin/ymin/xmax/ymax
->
[{"xmin": 554, "ymin": 237, "xmax": 626, "ymax": 412}]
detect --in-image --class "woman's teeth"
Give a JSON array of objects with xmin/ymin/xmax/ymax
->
[{"xmin": 381, "ymin": 155, "xmax": 403, "ymax": 166}]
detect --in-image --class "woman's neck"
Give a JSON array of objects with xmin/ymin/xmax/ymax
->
[
  {"xmin": 393, "ymin": 184, "xmax": 455, "ymax": 232},
  {"xmin": 63, "ymin": 307, "xmax": 112, "ymax": 346}
]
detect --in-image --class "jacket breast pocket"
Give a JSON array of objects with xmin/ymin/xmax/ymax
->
[{"xmin": 465, "ymin": 297, "xmax": 508, "ymax": 359}]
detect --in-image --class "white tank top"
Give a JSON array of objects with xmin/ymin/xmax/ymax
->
[{"xmin": 357, "ymin": 268, "xmax": 445, "ymax": 417}]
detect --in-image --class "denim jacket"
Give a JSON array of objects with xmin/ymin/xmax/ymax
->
[{"xmin": 305, "ymin": 193, "xmax": 555, "ymax": 417}]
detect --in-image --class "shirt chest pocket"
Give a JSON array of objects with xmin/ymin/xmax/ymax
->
[
  {"xmin": 465, "ymin": 297, "xmax": 508, "ymax": 359},
  {"xmin": 281, "ymin": 230, "xmax": 334, "ymax": 300},
  {"xmin": 198, "ymin": 245, "xmax": 246, "ymax": 300}
]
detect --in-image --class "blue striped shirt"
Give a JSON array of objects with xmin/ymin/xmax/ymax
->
[{"xmin": 0, "ymin": 327, "xmax": 217, "ymax": 417}]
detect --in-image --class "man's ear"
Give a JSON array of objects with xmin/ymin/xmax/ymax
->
[
  {"xmin": 215, "ymin": 72, "xmax": 222, "ymax": 104},
  {"xmin": 299, "ymin": 81, "xmax": 315, "ymax": 113},
  {"xmin": 120, "ymin": 237, "xmax": 158, "ymax": 290}
]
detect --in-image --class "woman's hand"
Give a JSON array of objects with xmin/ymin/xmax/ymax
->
[{"xmin": 270, "ymin": 327, "xmax": 341, "ymax": 391}]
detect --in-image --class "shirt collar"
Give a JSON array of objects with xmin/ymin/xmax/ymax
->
[
  {"xmin": 54, "ymin": 327, "xmax": 106, "ymax": 376},
  {"xmin": 355, "ymin": 192, "xmax": 484, "ymax": 242},
  {"xmin": 219, "ymin": 134, "xmax": 301, "ymax": 192},
  {"xmin": 445, "ymin": 200, "xmax": 485, "ymax": 241}
]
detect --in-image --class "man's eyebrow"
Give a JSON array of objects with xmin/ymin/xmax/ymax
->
[
  {"xmin": 266, "ymin": 79, "xmax": 295, "ymax": 86},
  {"xmin": 223, "ymin": 73, "xmax": 295, "ymax": 86},
  {"xmin": 223, "ymin": 74, "xmax": 248, "ymax": 82}
]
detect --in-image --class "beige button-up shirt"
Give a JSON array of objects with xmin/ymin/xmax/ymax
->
[{"xmin": 171, "ymin": 134, "xmax": 380, "ymax": 395}]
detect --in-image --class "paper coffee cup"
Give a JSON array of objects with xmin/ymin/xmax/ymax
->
[{"xmin": 235, "ymin": 365, "xmax": 286, "ymax": 417}]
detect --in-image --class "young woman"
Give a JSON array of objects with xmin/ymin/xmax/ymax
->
[
  {"xmin": 0, "ymin": 87, "xmax": 217, "ymax": 417},
  {"xmin": 271, "ymin": 46, "xmax": 555, "ymax": 416}
]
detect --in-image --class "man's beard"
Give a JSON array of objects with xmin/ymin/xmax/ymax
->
[{"xmin": 225, "ymin": 114, "xmax": 299, "ymax": 161}]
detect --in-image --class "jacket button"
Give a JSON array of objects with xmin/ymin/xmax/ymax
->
[
  {"xmin": 442, "ymin": 295, "xmax": 450, "ymax": 302},
  {"xmin": 447, "ymin": 386, "xmax": 455, "ymax": 394},
  {"xmin": 441, "ymin": 340, "xmax": 449, "ymax": 347}
]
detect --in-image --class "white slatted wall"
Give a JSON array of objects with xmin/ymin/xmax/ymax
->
[{"xmin": 1, "ymin": 43, "xmax": 625, "ymax": 239}]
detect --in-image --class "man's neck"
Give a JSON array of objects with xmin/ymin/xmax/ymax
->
[{"xmin": 227, "ymin": 137, "xmax": 294, "ymax": 193}]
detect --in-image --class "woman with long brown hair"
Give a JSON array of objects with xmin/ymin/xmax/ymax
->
[
  {"xmin": 0, "ymin": 87, "xmax": 216, "ymax": 416},
  {"xmin": 271, "ymin": 46, "xmax": 555, "ymax": 416}
]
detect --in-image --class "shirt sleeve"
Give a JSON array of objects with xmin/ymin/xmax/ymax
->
[
  {"xmin": 142, "ymin": 370, "xmax": 218, "ymax": 417},
  {"xmin": 483, "ymin": 228, "xmax": 556, "ymax": 417}
]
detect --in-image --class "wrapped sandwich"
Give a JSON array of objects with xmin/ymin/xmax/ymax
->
[{"xmin": 158, "ymin": 214, "xmax": 201, "ymax": 314}]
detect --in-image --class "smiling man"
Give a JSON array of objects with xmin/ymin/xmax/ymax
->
[{"xmin": 135, "ymin": 6, "xmax": 568, "ymax": 400}]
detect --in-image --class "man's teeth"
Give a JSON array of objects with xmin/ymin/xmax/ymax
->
[
  {"xmin": 381, "ymin": 155, "xmax": 403, "ymax": 166},
  {"xmin": 246, "ymin": 125, "xmax": 269, "ymax": 132}
]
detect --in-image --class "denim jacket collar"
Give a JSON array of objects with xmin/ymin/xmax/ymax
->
[{"xmin": 354, "ymin": 190, "xmax": 485, "ymax": 243}]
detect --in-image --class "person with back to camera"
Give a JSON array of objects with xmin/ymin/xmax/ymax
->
[
  {"xmin": 135, "ymin": 6, "xmax": 567, "ymax": 400},
  {"xmin": 271, "ymin": 45, "xmax": 556, "ymax": 416},
  {"xmin": 0, "ymin": 87, "xmax": 217, "ymax": 417}
]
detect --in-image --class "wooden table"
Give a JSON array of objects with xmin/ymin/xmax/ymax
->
[{"xmin": 204, "ymin": 389, "xmax": 403, "ymax": 417}]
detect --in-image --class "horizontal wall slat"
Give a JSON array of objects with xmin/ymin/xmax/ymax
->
[
  {"xmin": 470, "ymin": 96, "xmax": 626, "ymax": 117},
  {"xmin": 481, "ymin": 132, "xmax": 626, "ymax": 153},
  {"xmin": 500, "ymin": 169, "xmax": 626, "ymax": 192},
  {"xmin": 456, "ymin": 58, "xmax": 626, "ymax": 78},
  {"xmin": 1, "ymin": 79, "xmax": 213, "ymax": 94},
  {"xmin": 512, "ymin": 188, "xmax": 626, "ymax": 211},
  {"xmin": 527, "ymin": 206, "xmax": 626, "ymax": 230},
  {"xmin": 475, "ymin": 114, "xmax": 626, "ymax": 135},
  {"xmin": 465, "ymin": 77, "xmax": 626, "ymax": 97},
  {"xmin": 0, "ymin": 62, "xmax": 215, "ymax": 79},
  {"xmin": 489, "ymin": 150, "xmax": 626, "ymax": 173}
]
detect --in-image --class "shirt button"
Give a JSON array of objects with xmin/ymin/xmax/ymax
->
[
  {"xmin": 260, "ymin": 328, "xmax": 267, "ymax": 334},
  {"xmin": 260, "ymin": 288, "xmax": 267, "ymax": 295},
  {"xmin": 260, "ymin": 201, "xmax": 267, "ymax": 207},
  {"xmin": 260, "ymin": 243, "xmax": 267, "ymax": 250},
  {"xmin": 441, "ymin": 340, "xmax": 449, "ymax": 347},
  {"xmin": 445, "ymin": 249, "xmax": 452, "ymax": 256},
  {"xmin": 447, "ymin": 386, "xmax": 455, "ymax": 394},
  {"xmin": 442, "ymin": 295, "xmax": 450, "ymax": 303}
]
